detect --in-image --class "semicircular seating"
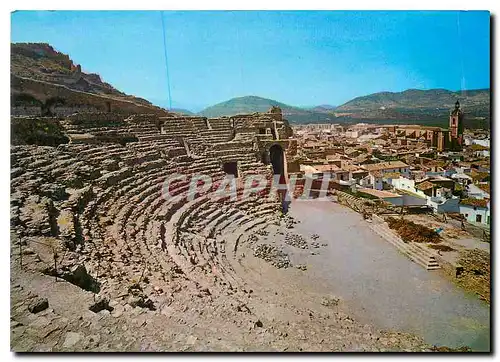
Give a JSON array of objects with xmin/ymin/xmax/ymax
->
[{"xmin": 10, "ymin": 111, "xmax": 286, "ymax": 303}]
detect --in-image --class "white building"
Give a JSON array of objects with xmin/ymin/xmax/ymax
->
[
  {"xmin": 359, "ymin": 172, "xmax": 383, "ymax": 190},
  {"xmin": 451, "ymin": 172, "xmax": 473, "ymax": 186},
  {"xmin": 391, "ymin": 177, "xmax": 459, "ymax": 213},
  {"xmin": 467, "ymin": 184, "xmax": 490, "ymax": 200},
  {"xmin": 345, "ymin": 131, "xmax": 359, "ymax": 138},
  {"xmin": 472, "ymin": 138, "xmax": 490, "ymax": 148},
  {"xmin": 459, "ymin": 199, "xmax": 490, "ymax": 226}
]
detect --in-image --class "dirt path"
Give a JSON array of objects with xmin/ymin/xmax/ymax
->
[{"xmin": 282, "ymin": 200, "xmax": 490, "ymax": 351}]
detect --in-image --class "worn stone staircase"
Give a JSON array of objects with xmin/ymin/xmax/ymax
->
[{"xmin": 369, "ymin": 215, "xmax": 440, "ymax": 270}]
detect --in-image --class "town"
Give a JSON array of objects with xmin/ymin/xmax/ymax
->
[
  {"xmin": 291, "ymin": 101, "xmax": 490, "ymax": 229},
  {"xmin": 9, "ymin": 9, "xmax": 491, "ymax": 353}
]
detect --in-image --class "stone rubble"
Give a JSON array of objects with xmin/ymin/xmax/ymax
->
[
  {"xmin": 253, "ymin": 244, "xmax": 291, "ymax": 269},
  {"xmin": 284, "ymin": 232, "xmax": 308, "ymax": 249}
]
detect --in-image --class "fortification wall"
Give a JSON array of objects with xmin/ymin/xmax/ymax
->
[{"xmin": 11, "ymin": 75, "xmax": 170, "ymax": 117}]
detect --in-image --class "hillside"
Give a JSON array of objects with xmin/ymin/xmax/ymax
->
[
  {"xmin": 198, "ymin": 96, "xmax": 334, "ymax": 123},
  {"xmin": 308, "ymin": 105, "xmax": 337, "ymax": 113},
  {"xmin": 337, "ymin": 88, "xmax": 489, "ymax": 111},
  {"xmin": 198, "ymin": 88, "xmax": 490, "ymax": 129},
  {"xmin": 335, "ymin": 88, "xmax": 490, "ymax": 129},
  {"xmin": 11, "ymin": 42, "xmax": 168, "ymax": 115},
  {"xmin": 170, "ymin": 108, "xmax": 195, "ymax": 116}
]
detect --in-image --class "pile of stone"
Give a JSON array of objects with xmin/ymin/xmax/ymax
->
[
  {"xmin": 320, "ymin": 295, "xmax": 340, "ymax": 307},
  {"xmin": 253, "ymin": 244, "xmax": 290, "ymax": 269},
  {"xmin": 284, "ymin": 232, "xmax": 308, "ymax": 249},
  {"xmin": 255, "ymin": 229, "xmax": 269, "ymax": 236},
  {"xmin": 283, "ymin": 215, "xmax": 297, "ymax": 229}
]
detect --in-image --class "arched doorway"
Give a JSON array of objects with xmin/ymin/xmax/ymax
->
[
  {"xmin": 269, "ymin": 144, "xmax": 284, "ymax": 176},
  {"xmin": 223, "ymin": 161, "xmax": 239, "ymax": 178}
]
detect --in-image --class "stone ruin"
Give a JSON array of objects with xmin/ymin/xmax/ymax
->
[
  {"xmin": 11, "ymin": 106, "xmax": 296, "ymax": 303},
  {"xmin": 10, "ymin": 106, "xmax": 437, "ymax": 352}
]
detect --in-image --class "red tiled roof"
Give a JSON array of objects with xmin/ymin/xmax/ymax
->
[
  {"xmin": 467, "ymin": 170, "xmax": 489, "ymax": 181},
  {"xmin": 362, "ymin": 161, "xmax": 408, "ymax": 172},
  {"xmin": 310, "ymin": 164, "xmax": 340, "ymax": 172},
  {"xmin": 460, "ymin": 198, "xmax": 489, "ymax": 208},
  {"xmin": 477, "ymin": 183, "xmax": 490, "ymax": 194},
  {"xmin": 383, "ymin": 172, "xmax": 401, "ymax": 179},
  {"xmin": 416, "ymin": 181, "xmax": 435, "ymax": 191}
]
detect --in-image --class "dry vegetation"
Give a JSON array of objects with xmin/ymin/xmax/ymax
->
[
  {"xmin": 385, "ymin": 217, "xmax": 442, "ymax": 244},
  {"xmin": 456, "ymin": 249, "xmax": 490, "ymax": 304}
]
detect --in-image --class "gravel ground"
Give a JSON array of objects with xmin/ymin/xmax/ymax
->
[{"xmin": 282, "ymin": 200, "xmax": 490, "ymax": 351}]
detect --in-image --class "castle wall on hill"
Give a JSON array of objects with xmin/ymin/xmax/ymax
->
[{"xmin": 11, "ymin": 75, "xmax": 170, "ymax": 117}]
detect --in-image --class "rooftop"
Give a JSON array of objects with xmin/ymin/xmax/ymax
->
[
  {"xmin": 370, "ymin": 170, "xmax": 384, "ymax": 178},
  {"xmin": 469, "ymin": 144, "xmax": 490, "ymax": 151},
  {"xmin": 362, "ymin": 161, "xmax": 408, "ymax": 172},
  {"xmin": 396, "ymin": 189, "xmax": 427, "ymax": 199},
  {"xmin": 430, "ymin": 176, "xmax": 453, "ymax": 182},
  {"xmin": 383, "ymin": 172, "xmax": 401, "ymax": 179},
  {"xmin": 309, "ymin": 164, "xmax": 341, "ymax": 172},
  {"xmin": 395, "ymin": 125, "xmax": 445, "ymax": 131},
  {"xmin": 477, "ymin": 183, "xmax": 490, "ymax": 194},
  {"xmin": 416, "ymin": 181, "xmax": 435, "ymax": 191},
  {"xmin": 358, "ymin": 188, "xmax": 402, "ymax": 199},
  {"xmin": 467, "ymin": 170, "xmax": 490, "ymax": 181},
  {"xmin": 460, "ymin": 198, "xmax": 489, "ymax": 208}
]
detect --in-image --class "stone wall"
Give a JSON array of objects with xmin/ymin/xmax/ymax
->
[
  {"xmin": 11, "ymin": 106, "xmax": 42, "ymax": 116},
  {"xmin": 68, "ymin": 112, "xmax": 122, "ymax": 123},
  {"xmin": 11, "ymin": 75, "xmax": 170, "ymax": 117}
]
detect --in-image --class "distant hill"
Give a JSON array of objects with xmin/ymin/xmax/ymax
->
[
  {"xmin": 198, "ymin": 96, "xmax": 334, "ymax": 124},
  {"xmin": 198, "ymin": 89, "xmax": 490, "ymax": 129},
  {"xmin": 335, "ymin": 88, "xmax": 490, "ymax": 129},
  {"xmin": 170, "ymin": 108, "xmax": 195, "ymax": 116},
  {"xmin": 308, "ymin": 105, "xmax": 337, "ymax": 113}
]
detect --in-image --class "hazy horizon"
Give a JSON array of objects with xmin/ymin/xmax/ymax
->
[{"xmin": 11, "ymin": 10, "xmax": 490, "ymax": 112}]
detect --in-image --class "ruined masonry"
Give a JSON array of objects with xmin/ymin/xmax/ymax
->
[{"xmin": 11, "ymin": 107, "xmax": 297, "ymax": 302}]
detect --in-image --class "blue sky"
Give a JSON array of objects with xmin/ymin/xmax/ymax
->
[{"xmin": 11, "ymin": 10, "xmax": 490, "ymax": 111}]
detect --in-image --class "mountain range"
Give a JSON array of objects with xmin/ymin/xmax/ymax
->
[
  {"xmin": 333, "ymin": 88, "xmax": 490, "ymax": 128},
  {"xmin": 11, "ymin": 42, "xmax": 490, "ymax": 129},
  {"xmin": 196, "ymin": 89, "xmax": 490, "ymax": 129}
]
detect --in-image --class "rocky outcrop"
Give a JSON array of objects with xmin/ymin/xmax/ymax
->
[{"xmin": 28, "ymin": 297, "xmax": 49, "ymax": 314}]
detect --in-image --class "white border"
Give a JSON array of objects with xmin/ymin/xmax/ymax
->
[{"xmin": 2, "ymin": 1, "xmax": 497, "ymax": 361}]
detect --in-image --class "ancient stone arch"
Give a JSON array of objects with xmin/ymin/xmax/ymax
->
[{"xmin": 269, "ymin": 144, "xmax": 285, "ymax": 176}]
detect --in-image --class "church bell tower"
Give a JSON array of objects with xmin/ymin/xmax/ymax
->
[{"xmin": 449, "ymin": 100, "xmax": 464, "ymax": 150}]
